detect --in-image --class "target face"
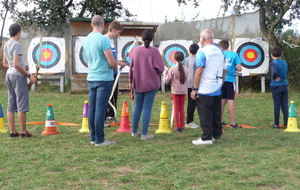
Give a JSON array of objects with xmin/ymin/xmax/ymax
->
[
  {"xmin": 163, "ymin": 44, "xmax": 189, "ymax": 67},
  {"xmin": 32, "ymin": 41, "xmax": 61, "ymax": 69},
  {"xmin": 236, "ymin": 42, "xmax": 264, "ymax": 69},
  {"xmin": 28, "ymin": 37, "xmax": 65, "ymax": 74},
  {"xmin": 121, "ymin": 40, "xmax": 142, "ymax": 64},
  {"xmin": 79, "ymin": 46, "xmax": 88, "ymax": 68},
  {"xmin": 74, "ymin": 36, "xmax": 88, "ymax": 73}
]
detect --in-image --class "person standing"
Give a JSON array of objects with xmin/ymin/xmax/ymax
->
[
  {"xmin": 164, "ymin": 51, "xmax": 189, "ymax": 132},
  {"xmin": 3, "ymin": 23, "xmax": 36, "ymax": 138},
  {"xmin": 218, "ymin": 40, "xmax": 243, "ymax": 129},
  {"xmin": 129, "ymin": 29, "xmax": 165, "ymax": 140},
  {"xmin": 184, "ymin": 44, "xmax": 200, "ymax": 129},
  {"xmin": 83, "ymin": 15, "xmax": 126, "ymax": 146},
  {"xmin": 105, "ymin": 21, "xmax": 124, "ymax": 126},
  {"xmin": 269, "ymin": 46, "xmax": 288, "ymax": 129},
  {"xmin": 191, "ymin": 29, "xmax": 227, "ymax": 145}
]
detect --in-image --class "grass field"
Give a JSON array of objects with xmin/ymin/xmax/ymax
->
[{"xmin": 0, "ymin": 83, "xmax": 300, "ymax": 189}]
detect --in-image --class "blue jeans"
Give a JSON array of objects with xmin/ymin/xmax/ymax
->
[
  {"xmin": 271, "ymin": 85, "xmax": 288, "ymax": 125},
  {"xmin": 88, "ymin": 81, "xmax": 113, "ymax": 144},
  {"xmin": 132, "ymin": 89, "xmax": 158, "ymax": 135}
]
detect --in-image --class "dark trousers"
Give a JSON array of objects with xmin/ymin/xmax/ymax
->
[
  {"xmin": 271, "ymin": 85, "xmax": 288, "ymax": 125},
  {"xmin": 186, "ymin": 88, "xmax": 198, "ymax": 124},
  {"xmin": 106, "ymin": 74, "xmax": 119, "ymax": 118},
  {"xmin": 196, "ymin": 95, "xmax": 223, "ymax": 140}
]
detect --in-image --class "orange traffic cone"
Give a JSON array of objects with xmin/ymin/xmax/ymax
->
[
  {"xmin": 156, "ymin": 101, "xmax": 172, "ymax": 133},
  {"xmin": 79, "ymin": 100, "xmax": 90, "ymax": 133},
  {"xmin": 0, "ymin": 102, "xmax": 8, "ymax": 133},
  {"xmin": 42, "ymin": 104, "xmax": 60, "ymax": 135},
  {"xmin": 116, "ymin": 101, "xmax": 131, "ymax": 133}
]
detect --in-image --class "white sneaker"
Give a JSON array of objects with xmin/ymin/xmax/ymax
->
[
  {"xmin": 141, "ymin": 134, "xmax": 154, "ymax": 140},
  {"xmin": 131, "ymin": 132, "xmax": 141, "ymax": 137},
  {"xmin": 192, "ymin": 138, "xmax": 213, "ymax": 145},
  {"xmin": 185, "ymin": 121, "xmax": 200, "ymax": 128},
  {"xmin": 95, "ymin": 138, "xmax": 116, "ymax": 146},
  {"xmin": 104, "ymin": 121, "xmax": 110, "ymax": 127},
  {"xmin": 90, "ymin": 141, "xmax": 95, "ymax": 144}
]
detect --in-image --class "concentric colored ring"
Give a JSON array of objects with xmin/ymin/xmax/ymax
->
[
  {"xmin": 32, "ymin": 41, "xmax": 61, "ymax": 69},
  {"xmin": 236, "ymin": 42, "xmax": 264, "ymax": 69},
  {"xmin": 121, "ymin": 41, "xmax": 142, "ymax": 64},
  {"xmin": 79, "ymin": 46, "xmax": 88, "ymax": 68},
  {"xmin": 163, "ymin": 44, "xmax": 189, "ymax": 67}
]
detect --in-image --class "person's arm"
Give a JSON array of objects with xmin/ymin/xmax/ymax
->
[
  {"xmin": 3, "ymin": 54, "xmax": 9, "ymax": 69},
  {"xmin": 13, "ymin": 54, "xmax": 36, "ymax": 83},
  {"xmin": 104, "ymin": 48, "xmax": 117, "ymax": 68},
  {"xmin": 271, "ymin": 62, "xmax": 280, "ymax": 81},
  {"xmin": 191, "ymin": 66, "xmax": 203, "ymax": 100},
  {"xmin": 236, "ymin": 64, "xmax": 242, "ymax": 72}
]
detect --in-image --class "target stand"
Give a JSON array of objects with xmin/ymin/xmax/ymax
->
[{"xmin": 30, "ymin": 73, "xmax": 65, "ymax": 93}]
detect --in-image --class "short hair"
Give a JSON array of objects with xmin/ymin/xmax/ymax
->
[
  {"xmin": 189, "ymin": 44, "xmax": 199, "ymax": 55},
  {"xmin": 271, "ymin": 46, "xmax": 282, "ymax": 57},
  {"xmin": 218, "ymin": 40, "xmax": 229, "ymax": 50},
  {"xmin": 142, "ymin": 29, "xmax": 153, "ymax": 48},
  {"xmin": 91, "ymin": 15, "xmax": 104, "ymax": 26},
  {"xmin": 9, "ymin": 23, "xmax": 21, "ymax": 37},
  {"xmin": 108, "ymin": 21, "xmax": 123, "ymax": 32}
]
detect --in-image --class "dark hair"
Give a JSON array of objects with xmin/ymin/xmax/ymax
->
[
  {"xmin": 271, "ymin": 46, "xmax": 282, "ymax": 57},
  {"xmin": 9, "ymin": 23, "xmax": 21, "ymax": 37},
  {"xmin": 142, "ymin": 29, "xmax": 153, "ymax": 48},
  {"xmin": 218, "ymin": 40, "xmax": 229, "ymax": 50},
  {"xmin": 174, "ymin": 51, "xmax": 186, "ymax": 84},
  {"xmin": 189, "ymin": 44, "xmax": 199, "ymax": 55}
]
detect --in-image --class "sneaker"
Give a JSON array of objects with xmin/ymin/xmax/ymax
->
[
  {"xmin": 185, "ymin": 121, "xmax": 200, "ymax": 128},
  {"xmin": 222, "ymin": 121, "xmax": 227, "ymax": 125},
  {"xmin": 230, "ymin": 124, "xmax": 243, "ymax": 129},
  {"xmin": 141, "ymin": 134, "xmax": 154, "ymax": 140},
  {"xmin": 131, "ymin": 132, "xmax": 141, "ymax": 137},
  {"xmin": 192, "ymin": 137, "xmax": 213, "ymax": 145},
  {"xmin": 95, "ymin": 138, "xmax": 116, "ymax": 146},
  {"xmin": 175, "ymin": 128, "xmax": 183, "ymax": 132},
  {"xmin": 20, "ymin": 131, "xmax": 33, "ymax": 138},
  {"xmin": 106, "ymin": 117, "xmax": 117, "ymax": 123},
  {"xmin": 9, "ymin": 133, "xmax": 19, "ymax": 138},
  {"xmin": 104, "ymin": 121, "xmax": 110, "ymax": 127},
  {"xmin": 271, "ymin": 124, "xmax": 280, "ymax": 129},
  {"xmin": 90, "ymin": 141, "xmax": 95, "ymax": 144}
]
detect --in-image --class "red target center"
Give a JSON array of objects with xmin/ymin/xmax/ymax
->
[
  {"xmin": 41, "ymin": 48, "xmax": 54, "ymax": 62},
  {"xmin": 243, "ymin": 49, "xmax": 258, "ymax": 62},
  {"xmin": 168, "ymin": 50, "xmax": 177, "ymax": 64}
]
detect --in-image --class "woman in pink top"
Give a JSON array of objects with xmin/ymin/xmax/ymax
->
[{"xmin": 164, "ymin": 52, "xmax": 189, "ymax": 132}]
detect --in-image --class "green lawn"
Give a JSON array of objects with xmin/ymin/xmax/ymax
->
[{"xmin": 0, "ymin": 84, "xmax": 300, "ymax": 189}]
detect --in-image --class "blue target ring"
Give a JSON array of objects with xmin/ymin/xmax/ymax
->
[
  {"xmin": 79, "ymin": 46, "xmax": 88, "ymax": 68},
  {"xmin": 121, "ymin": 41, "xmax": 142, "ymax": 64},
  {"xmin": 237, "ymin": 42, "xmax": 264, "ymax": 69},
  {"xmin": 163, "ymin": 44, "xmax": 189, "ymax": 67},
  {"xmin": 32, "ymin": 41, "xmax": 61, "ymax": 69}
]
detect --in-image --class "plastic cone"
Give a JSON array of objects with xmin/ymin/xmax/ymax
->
[
  {"xmin": 42, "ymin": 104, "xmax": 60, "ymax": 135},
  {"xmin": 116, "ymin": 101, "xmax": 131, "ymax": 133},
  {"xmin": 0, "ymin": 102, "xmax": 8, "ymax": 133},
  {"xmin": 284, "ymin": 101, "xmax": 300, "ymax": 132},
  {"xmin": 156, "ymin": 101, "xmax": 172, "ymax": 133},
  {"xmin": 79, "ymin": 100, "xmax": 90, "ymax": 133}
]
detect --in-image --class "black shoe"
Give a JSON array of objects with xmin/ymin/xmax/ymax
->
[
  {"xmin": 9, "ymin": 133, "xmax": 19, "ymax": 138},
  {"xmin": 271, "ymin": 124, "xmax": 280, "ymax": 129},
  {"xmin": 222, "ymin": 121, "xmax": 227, "ymax": 125},
  {"xmin": 175, "ymin": 128, "xmax": 183, "ymax": 132},
  {"xmin": 230, "ymin": 124, "xmax": 243, "ymax": 129},
  {"xmin": 20, "ymin": 131, "xmax": 33, "ymax": 138}
]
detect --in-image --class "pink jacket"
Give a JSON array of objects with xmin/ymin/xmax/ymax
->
[{"xmin": 163, "ymin": 65, "xmax": 189, "ymax": 94}]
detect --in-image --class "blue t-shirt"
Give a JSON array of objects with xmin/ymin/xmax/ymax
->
[
  {"xmin": 270, "ymin": 59, "xmax": 288, "ymax": 87},
  {"xmin": 83, "ymin": 32, "xmax": 113, "ymax": 81},
  {"xmin": 195, "ymin": 44, "xmax": 226, "ymax": 96},
  {"xmin": 224, "ymin": 51, "xmax": 241, "ymax": 83}
]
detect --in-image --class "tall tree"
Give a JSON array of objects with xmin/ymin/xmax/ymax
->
[{"xmin": 177, "ymin": 0, "xmax": 300, "ymax": 47}]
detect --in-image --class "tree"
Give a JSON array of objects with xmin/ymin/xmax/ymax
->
[
  {"xmin": 0, "ymin": 0, "xmax": 17, "ymax": 48},
  {"xmin": 4, "ymin": 0, "xmax": 135, "ymax": 30},
  {"xmin": 177, "ymin": 0, "xmax": 300, "ymax": 47}
]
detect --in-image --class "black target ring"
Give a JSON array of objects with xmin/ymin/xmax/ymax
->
[
  {"xmin": 32, "ymin": 41, "xmax": 61, "ymax": 69},
  {"xmin": 121, "ymin": 41, "xmax": 142, "ymax": 64},
  {"xmin": 79, "ymin": 46, "xmax": 88, "ymax": 68},
  {"xmin": 163, "ymin": 44, "xmax": 189, "ymax": 67}
]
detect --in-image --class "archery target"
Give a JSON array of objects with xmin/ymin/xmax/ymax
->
[
  {"xmin": 159, "ymin": 40, "xmax": 192, "ymax": 67},
  {"xmin": 74, "ymin": 36, "xmax": 88, "ymax": 73},
  {"xmin": 234, "ymin": 38, "xmax": 269, "ymax": 75},
  {"xmin": 117, "ymin": 37, "xmax": 149, "ymax": 73},
  {"xmin": 28, "ymin": 37, "xmax": 65, "ymax": 74}
]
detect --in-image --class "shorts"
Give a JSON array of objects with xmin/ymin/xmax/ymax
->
[
  {"xmin": 6, "ymin": 74, "xmax": 29, "ymax": 112},
  {"xmin": 222, "ymin": 81, "xmax": 236, "ymax": 100}
]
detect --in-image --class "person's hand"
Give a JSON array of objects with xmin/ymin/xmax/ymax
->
[
  {"xmin": 191, "ymin": 90, "xmax": 197, "ymax": 100},
  {"xmin": 29, "ymin": 75, "xmax": 37, "ymax": 84},
  {"xmin": 25, "ymin": 65, "xmax": 29, "ymax": 71},
  {"xmin": 118, "ymin": 61, "xmax": 127, "ymax": 68},
  {"xmin": 275, "ymin": 77, "xmax": 281, "ymax": 82}
]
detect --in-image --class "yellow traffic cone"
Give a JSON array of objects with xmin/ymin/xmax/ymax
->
[
  {"xmin": 79, "ymin": 100, "xmax": 90, "ymax": 133},
  {"xmin": 284, "ymin": 101, "xmax": 300, "ymax": 132},
  {"xmin": 156, "ymin": 101, "xmax": 172, "ymax": 133},
  {"xmin": 0, "ymin": 102, "xmax": 8, "ymax": 133}
]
